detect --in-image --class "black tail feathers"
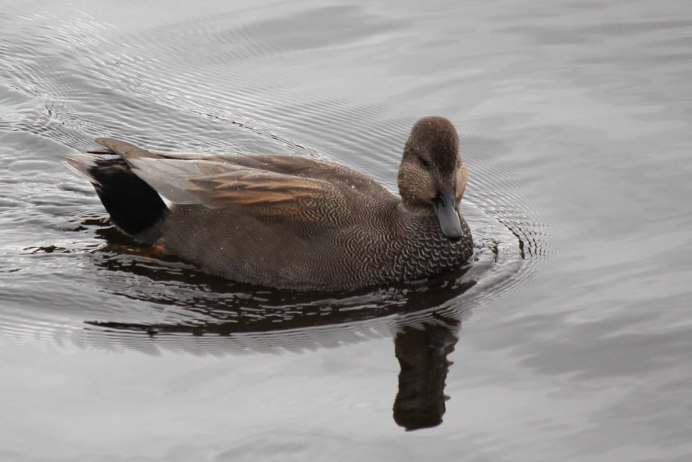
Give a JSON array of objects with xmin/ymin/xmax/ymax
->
[{"xmin": 65, "ymin": 155, "xmax": 169, "ymax": 243}]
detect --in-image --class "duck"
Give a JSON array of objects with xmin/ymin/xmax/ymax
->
[{"xmin": 64, "ymin": 116, "xmax": 473, "ymax": 291}]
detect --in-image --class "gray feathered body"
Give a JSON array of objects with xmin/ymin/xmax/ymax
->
[
  {"xmin": 65, "ymin": 137, "xmax": 473, "ymax": 291},
  {"xmin": 163, "ymin": 195, "xmax": 472, "ymax": 291}
]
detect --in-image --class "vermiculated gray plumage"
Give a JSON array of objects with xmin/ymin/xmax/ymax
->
[{"xmin": 65, "ymin": 117, "xmax": 474, "ymax": 291}]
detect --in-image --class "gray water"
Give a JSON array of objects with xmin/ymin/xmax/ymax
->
[{"xmin": 1, "ymin": 0, "xmax": 691, "ymax": 460}]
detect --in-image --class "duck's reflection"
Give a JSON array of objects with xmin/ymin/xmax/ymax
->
[
  {"xmin": 92, "ymin": 309, "xmax": 462, "ymax": 431},
  {"xmin": 393, "ymin": 314, "xmax": 459, "ymax": 431},
  {"xmin": 79, "ymin": 224, "xmax": 472, "ymax": 431}
]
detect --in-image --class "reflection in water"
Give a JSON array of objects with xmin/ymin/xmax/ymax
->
[
  {"xmin": 68, "ymin": 226, "xmax": 471, "ymax": 430},
  {"xmin": 393, "ymin": 315, "xmax": 459, "ymax": 431},
  {"xmin": 91, "ymin": 303, "xmax": 462, "ymax": 431}
]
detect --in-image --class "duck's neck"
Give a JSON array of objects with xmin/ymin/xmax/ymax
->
[
  {"xmin": 395, "ymin": 202, "xmax": 450, "ymax": 246},
  {"xmin": 389, "ymin": 202, "xmax": 472, "ymax": 281},
  {"xmin": 397, "ymin": 200, "xmax": 436, "ymax": 217}
]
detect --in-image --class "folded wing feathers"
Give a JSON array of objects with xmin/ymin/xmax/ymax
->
[
  {"xmin": 127, "ymin": 157, "xmax": 232, "ymax": 204},
  {"xmin": 189, "ymin": 172, "xmax": 329, "ymax": 207},
  {"xmin": 126, "ymin": 157, "xmax": 331, "ymax": 209}
]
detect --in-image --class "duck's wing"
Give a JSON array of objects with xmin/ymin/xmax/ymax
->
[
  {"xmin": 95, "ymin": 141, "xmax": 386, "ymax": 194},
  {"xmin": 151, "ymin": 150, "xmax": 389, "ymax": 197},
  {"xmin": 92, "ymin": 138, "xmax": 349, "ymax": 224}
]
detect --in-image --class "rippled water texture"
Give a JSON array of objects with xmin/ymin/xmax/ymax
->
[{"xmin": 1, "ymin": 0, "xmax": 691, "ymax": 460}]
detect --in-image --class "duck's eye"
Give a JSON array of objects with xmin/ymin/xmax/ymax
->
[{"xmin": 419, "ymin": 157, "xmax": 431, "ymax": 170}]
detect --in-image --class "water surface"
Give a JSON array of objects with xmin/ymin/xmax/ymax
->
[{"xmin": 1, "ymin": 0, "xmax": 691, "ymax": 460}]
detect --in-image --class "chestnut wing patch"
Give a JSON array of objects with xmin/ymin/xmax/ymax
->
[
  {"xmin": 128, "ymin": 157, "xmax": 345, "ymax": 223},
  {"xmin": 188, "ymin": 169, "xmax": 335, "ymax": 207}
]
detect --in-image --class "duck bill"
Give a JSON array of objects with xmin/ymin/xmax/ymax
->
[{"xmin": 433, "ymin": 190, "xmax": 463, "ymax": 241}]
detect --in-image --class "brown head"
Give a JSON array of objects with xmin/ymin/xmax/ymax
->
[{"xmin": 397, "ymin": 116, "xmax": 468, "ymax": 240}]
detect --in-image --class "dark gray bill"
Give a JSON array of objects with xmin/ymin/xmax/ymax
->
[{"xmin": 433, "ymin": 190, "xmax": 463, "ymax": 240}]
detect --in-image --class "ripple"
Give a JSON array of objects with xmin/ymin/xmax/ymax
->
[
  {"xmin": 0, "ymin": 165, "xmax": 546, "ymax": 355},
  {"xmin": 0, "ymin": 3, "xmax": 548, "ymax": 355}
]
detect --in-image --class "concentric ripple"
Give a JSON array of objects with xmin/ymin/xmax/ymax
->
[{"xmin": 0, "ymin": 2, "xmax": 548, "ymax": 355}]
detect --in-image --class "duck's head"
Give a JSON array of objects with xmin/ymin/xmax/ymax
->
[{"xmin": 397, "ymin": 116, "xmax": 468, "ymax": 241}]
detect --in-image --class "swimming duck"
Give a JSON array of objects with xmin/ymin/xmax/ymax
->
[{"xmin": 65, "ymin": 116, "xmax": 473, "ymax": 291}]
